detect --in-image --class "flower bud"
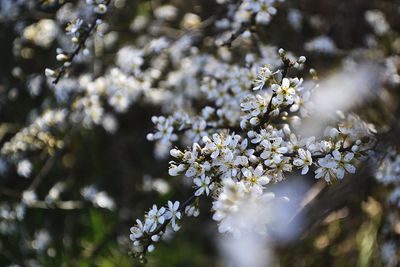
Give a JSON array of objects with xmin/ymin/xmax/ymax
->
[
  {"xmin": 298, "ymin": 56, "xmax": 306, "ymax": 64},
  {"xmin": 45, "ymin": 68, "xmax": 56, "ymax": 77},
  {"xmin": 146, "ymin": 133, "xmax": 154, "ymax": 141},
  {"xmin": 310, "ymin": 68, "xmax": 318, "ymax": 80},
  {"xmin": 95, "ymin": 4, "xmax": 108, "ymax": 14},
  {"xmin": 147, "ymin": 244, "xmax": 155, "ymax": 252},
  {"xmin": 249, "ymin": 117, "xmax": 260, "ymax": 126},
  {"xmin": 170, "ymin": 148, "xmax": 183, "ymax": 158},
  {"xmin": 151, "ymin": 235, "xmax": 160, "ymax": 242},
  {"xmin": 56, "ymin": 53, "xmax": 69, "ymax": 62}
]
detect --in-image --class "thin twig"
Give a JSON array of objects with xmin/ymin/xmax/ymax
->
[
  {"xmin": 28, "ymin": 200, "xmax": 84, "ymax": 210},
  {"xmin": 0, "ymin": 186, "xmax": 21, "ymax": 198},
  {"xmin": 222, "ymin": 12, "xmax": 257, "ymax": 47},
  {"xmin": 52, "ymin": 0, "xmax": 111, "ymax": 84},
  {"xmin": 28, "ymin": 129, "xmax": 74, "ymax": 191}
]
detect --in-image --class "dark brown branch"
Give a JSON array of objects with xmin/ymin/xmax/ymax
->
[
  {"xmin": 222, "ymin": 12, "xmax": 257, "ymax": 47},
  {"xmin": 283, "ymin": 166, "xmax": 373, "ymax": 241},
  {"xmin": 51, "ymin": 0, "xmax": 111, "ymax": 84}
]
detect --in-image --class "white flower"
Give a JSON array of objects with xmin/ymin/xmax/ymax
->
[
  {"xmin": 147, "ymin": 116, "xmax": 178, "ymax": 144},
  {"xmin": 185, "ymin": 205, "xmax": 200, "ymax": 217},
  {"xmin": 249, "ymin": 126, "xmax": 282, "ymax": 146},
  {"xmin": 212, "ymin": 179, "xmax": 279, "ymax": 236},
  {"xmin": 304, "ymin": 35, "xmax": 337, "ymax": 54},
  {"xmin": 242, "ymin": 164, "xmax": 270, "ymax": 190},
  {"xmin": 293, "ymin": 148, "xmax": 313, "ymax": 174},
  {"xmin": 242, "ymin": 0, "xmax": 278, "ymax": 25},
  {"xmin": 164, "ymin": 201, "xmax": 181, "ymax": 231},
  {"xmin": 337, "ymin": 114, "xmax": 374, "ymax": 142},
  {"xmin": 255, "ymin": 1, "xmax": 277, "ymax": 25},
  {"xmin": 365, "ymin": 10, "xmax": 390, "ymax": 36},
  {"xmin": 186, "ymin": 119, "xmax": 207, "ymax": 142},
  {"xmin": 17, "ymin": 160, "xmax": 32, "ymax": 178},
  {"xmin": 116, "ymin": 46, "xmax": 144, "ymax": 74},
  {"xmin": 331, "ymin": 150, "xmax": 356, "ymax": 179},
  {"xmin": 314, "ymin": 155, "xmax": 336, "ymax": 182},
  {"xmin": 253, "ymin": 66, "xmax": 275, "ymax": 90},
  {"xmin": 375, "ymin": 151, "xmax": 400, "ymax": 185},
  {"xmin": 22, "ymin": 190, "xmax": 37, "ymax": 206},
  {"xmin": 216, "ymin": 149, "xmax": 242, "ymax": 179},
  {"xmin": 289, "ymin": 88, "xmax": 313, "ymax": 117},
  {"xmin": 65, "ymin": 19, "xmax": 83, "ymax": 39},
  {"xmin": 194, "ymin": 174, "xmax": 213, "ymax": 196},
  {"xmin": 269, "ymin": 157, "xmax": 292, "ymax": 182},
  {"xmin": 168, "ymin": 163, "xmax": 186, "ymax": 176},
  {"xmin": 130, "ymin": 219, "xmax": 145, "ymax": 240},
  {"xmin": 272, "ymin": 78, "xmax": 296, "ymax": 106},
  {"xmin": 145, "ymin": 205, "xmax": 166, "ymax": 232},
  {"xmin": 203, "ymin": 133, "xmax": 232, "ymax": 159},
  {"xmin": 185, "ymin": 161, "xmax": 210, "ymax": 178},
  {"xmin": 241, "ymin": 94, "xmax": 268, "ymax": 117},
  {"xmin": 260, "ymin": 137, "xmax": 289, "ymax": 166},
  {"xmin": 33, "ymin": 230, "xmax": 51, "ymax": 251}
]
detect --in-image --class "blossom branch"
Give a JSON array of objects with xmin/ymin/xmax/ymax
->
[{"xmin": 48, "ymin": 0, "xmax": 111, "ymax": 84}]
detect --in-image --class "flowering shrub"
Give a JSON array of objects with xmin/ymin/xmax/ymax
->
[{"xmin": 1, "ymin": 0, "xmax": 400, "ymax": 266}]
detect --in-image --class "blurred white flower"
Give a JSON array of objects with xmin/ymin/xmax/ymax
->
[{"xmin": 17, "ymin": 160, "xmax": 32, "ymax": 178}]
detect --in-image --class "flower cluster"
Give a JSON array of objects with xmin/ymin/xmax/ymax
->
[
  {"xmin": 212, "ymin": 179, "xmax": 289, "ymax": 236},
  {"xmin": 45, "ymin": 0, "xmax": 111, "ymax": 83},
  {"xmin": 2, "ymin": 0, "xmax": 398, "ymax": 265},
  {"xmin": 132, "ymin": 49, "xmax": 376, "ymax": 256},
  {"xmin": 130, "ymin": 200, "xmax": 190, "ymax": 257},
  {"xmin": 1, "ymin": 109, "xmax": 67, "ymax": 158},
  {"xmin": 0, "ymin": 202, "xmax": 25, "ymax": 235},
  {"xmin": 216, "ymin": 0, "xmax": 282, "ymax": 30},
  {"xmin": 81, "ymin": 185, "xmax": 116, "ymax": 210}
]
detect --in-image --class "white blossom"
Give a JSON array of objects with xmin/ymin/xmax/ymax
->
[
  {"xmin": 293, "ymin": 148, "xmax": 313, "ymax": 175},
  {"xmin": 164, "ymin": 201, "xmax": 181, "ymax": 231},
  {"xmin": 194, "ymin": 174, "xmax": 214, "ymax": 196}
]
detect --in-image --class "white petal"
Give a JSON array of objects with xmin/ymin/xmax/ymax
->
[
  {"xmin": 282, "ymin": 78, "xmax": 290, "ymax": 88},
  {"xmin": 195, "ymin": 188, "xmax": 203, "ymax": 196},
  {"xmin": 332, "ymin": 150, "xmax": 341, "ymax": 161},
  {"xmin": 277, "ymin": 147, "xmax": 288, "ymax": 153},
  {"xmin": 298, "ymin": 148, "xmax": 306, "ymax": 158},
  {"xmin": 293, "ymin": 159, "xmax": 303, "ymax": 166},
  {"xmin": 211, "ymin": 150, "xmax": 219, "ymax": 159},
  {"xmin": 345, "ymin": 164, "xmax": 356, "ymax": 174},
  {"xmin": 254, "ymin": 164, "xmax": 264, "ymax": 176},
  {"xmin": 344, "ymin": 153, "xmax": 354, "ymax": 162},
  {"xmin": 242, "ymin": 168, "xmax": 252, "ymax": 178},
  {"xmin": 259, "ymin": 176, "xmax": 270, "ymax": 185},
  {"xmin": 336, "ymin": 168, "xmax": 345, "ymax": 179},
  {"xmin": 315, "ymin": 169, "xmax": 324, "ymax": 179},
  {"xmin": 301, "ymin": 165, "xmax": 309, "ymax": 175}
]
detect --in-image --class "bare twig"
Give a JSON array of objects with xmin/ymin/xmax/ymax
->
[
  {"xmin": 222, "ymin": 12, "xmax": 257, "ymax": 47},
  {"xmin": 29, "ymin": 200, "xmax": 84, "ymax": 210}
]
